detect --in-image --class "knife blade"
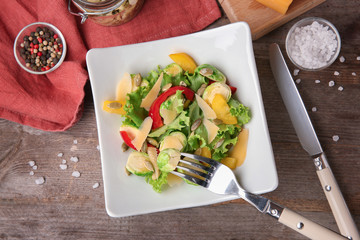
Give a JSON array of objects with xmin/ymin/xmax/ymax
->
[{"xmin": 269, "ymin": 43, "xmax": 360, "ymax": 240}]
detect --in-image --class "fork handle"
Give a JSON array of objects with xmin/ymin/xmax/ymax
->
[{"xmin": 276, "ymin": 208, "xmax": 347, "ymax": 240}]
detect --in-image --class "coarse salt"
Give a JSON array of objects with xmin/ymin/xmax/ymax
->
[
  {"xmin": 357, "ymin": 56, "xmax": 360, "ymax": 61},
  {"xmin": 332, "ymin": 135, "xmax": 339, "ymax": 142},
  {"xmin": 35, "ymin": 177, "xmax": 45, "ymax": 185},
  {"xmin": 352, "ymin": 72, "xmax": 357, "ymax": 76},
  {"xmin": 62, "ymin": 159, "xmax": 67, "ymax": 164},
  {"xmin": 59, "ymin": 164, "xmax": 68, "ymax": 170},
  {"xmin": 295, "ymin": 79, "xmax": 301, "ymax": 84},
  {"xmin": 312, "ymin": 107, "xmax": 317, "ymax": 112},
  {"xmin": 338, "ymin": 86, "xmax": 344, "ymax": 91},
  {"xmin": 72, "ymin": 171, "xmax": 81, "ymax": 178},
  {"xmin": 315, "ymin": 79, "xmax": 321, "ymax": 84},
  {"xmin": 287, "ymin": 21, "xmax": 338, "ymax": 69},
  {"xmin": 92, "ymin": 182, "xmax": 100, "ymax": 189},
  {"xmin": 57, "ymin": 153, "xmax": 64, "ymax": 157},
  {"xmin": 97, "ymin": 145, "xmax": 100, "ymax": 151},
  {"xmin": 339, "ymin": 56, "xmax": 345, "ymax": 63},
  {"xmin": 293, "ymin": 69, "xmax": 300, "ymax": 76},
  {"xmin": 29, "ymin": 171, "xmax": 34, "ymax": 176},
  {"xmin": 329, "ymin": 80, "xmax": 335, "ymax": 87},
  {"xmin": 70, "ymin": 156, "xmax": 79, "ymax": 163},
  {"xmin": 334, "ymin": 71, "xmax": 339, "ymax": 76},
  {"xmin": 32, "ymin": 165, "xmax": 38, "ymax": 170},
  {"xmin": 28, "ymin": 160, "xmax": 35, "ymax": 167},
  {"xmin": 73, "ymin": 139, "xmax": 78, "ymax": 144}
]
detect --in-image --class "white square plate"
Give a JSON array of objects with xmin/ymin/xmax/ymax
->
[{"xmin": 86, "ymin": 22, "xmax": 278, "ymax": 217}]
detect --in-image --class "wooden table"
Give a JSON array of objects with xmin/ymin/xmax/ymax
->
[{"xmin": 1, "ymin": 0, "xmax": 359, "ymax": 239}]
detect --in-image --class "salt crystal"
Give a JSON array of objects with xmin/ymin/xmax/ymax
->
[
  {"xmin": 293, "ymin": 69, "xmax": 300, "ymax": 76},
  {"xmin": 72, "ymin": 171, "xmax": 81, "ymax": 178},
  {"xmin": 315, "ymin": 79, "xmax": 321, "ymax": 84},
  {"xmin": 97, "ymin": 145, "xmax": 100, "ymax": 151},
  {"xmin": 28, "ymin": 161, "xmax": 35, "ymax": 167},
  {"xmin": 32, "ymin": 165, "xmax": 38, "ymax": 170},
  {"xmin": 29, "ymin": 171, "xmax": 34, "ymax": 176},
  {"xmin": 332, "ymin": 135, "xmax": 340, "ymax": 142},
  {"xmin": 59, "ymin": 164, "xmax": 68, "ymax": 170},
  {"xmin": 62, "ymin": 159, "xmax": 67, "ymax": 164},
  {"xmin": 92, "ymin": 182, "xmax": 100, "ymax": 189},
  {"xmin": 338, "ymin": 86, "xmax": 344, "ymax": 91},
  {"xmin": 312, "ymin": 107, "xmax": 317, "ymax": 112},
  {"xmin": 334, "ymin": 71, "xmax": 339, "ymax": 76},
  {"xmin": 57, "ymin": 153, "xmax": 64, "ymax": 157},
  {"xmin": 35, "ymin": 177, "xmax": 45, "ymax": 185},
  {"xmin": 356, "ymin": 56, "xmax": 360, "ymax": 61},
  {"xmin": 73, "ymin": 139, "xmax": 78, "ymax": 145},
  {"xmin": 287, "ymin": 21, "xmax": 338, "ymax": 69},
  {"xmin": 329, "ymin": 80, "xmax": 335, "ymax": 87},
  {"xmin": 339, "ymin": 56, "xmax": 345, "ymax": 63},
  {"xmin": 352, "ymin": 72, "xmax": 357, "ymax": 76},
  {"xmin": 295, "ymin": 79, "xmax": 301, "ymax": 84},
  {"xmin": 70, "ymin": 156, "xmax": 79, "ymax": 163}
]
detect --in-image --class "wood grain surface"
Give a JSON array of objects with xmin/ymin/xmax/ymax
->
[
  {"xmin": 219, "ymin": 0, "xmax": 326, "ymax": 40},
  {"xmin": 1, "ymin": 0, "xmax": 360, "ymax": 239}
]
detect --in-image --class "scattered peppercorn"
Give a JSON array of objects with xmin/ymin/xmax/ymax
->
[{"xmin": 19, "ymin": 26, "xmax": 63, "ymax": 72}]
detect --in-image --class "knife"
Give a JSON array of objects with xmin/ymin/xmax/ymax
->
[{"xmin": 269, "ymin": 43, "xmax": 360, "ymax": 240}]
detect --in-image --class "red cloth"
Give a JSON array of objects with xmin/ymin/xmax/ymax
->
[{"xmin": 0, "ymin": 0, "xmax": 221, "ymax": 131}]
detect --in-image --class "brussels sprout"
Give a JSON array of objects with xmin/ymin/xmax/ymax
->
[
  {"xmin": 159, "ymin": 131, "xmax": 187, "ymax": 151},
  {"xmin": 157, "ymin": 148, "xmax": 181, "ymax": 172},
  {"xmin": 202, "ymin": 82, "xmax": 232, "ymax": 105},
  {"xmin": 164, "ymin": 63, "xmax": 184, "ymax": 77},
  {"xmin": 125, "ymin": 152, "xmax": 154, "ymax": 176},
  {"xmin": 196, "ymin": 64, "xmax": 226, "ymax": 82},
  {"xmin": 160, "ymin": 91, "xmax": 184, "ymax": 115}
]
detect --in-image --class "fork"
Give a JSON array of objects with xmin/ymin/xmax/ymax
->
[{"xmin": 171, "ymin": 153, "xmax": 347, "ymax": 240}]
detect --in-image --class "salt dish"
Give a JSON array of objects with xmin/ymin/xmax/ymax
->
[{"xmin": 285, "ymin": 17, "xmax": 341, "ymax": 71}]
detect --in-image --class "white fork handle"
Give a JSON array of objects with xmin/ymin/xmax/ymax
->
[
  {"xmin": 279, "ymin": 208, "xmax": 346, "ymax": 240},
  {"xmin": 317, "ymin": 167, "xmax": 360, "ymax": 240}
]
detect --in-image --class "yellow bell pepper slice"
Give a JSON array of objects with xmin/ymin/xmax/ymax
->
[
  {"xmin": 103, "ymin": 100, "xmax": 126, "ymax": 115},
  {"xmin": 169, "ymin": 53, "xmax": 197, "ymax": 74},
  {"xmin": 211, "ymin": 94, "xmax": 237, "ymax": 124}
]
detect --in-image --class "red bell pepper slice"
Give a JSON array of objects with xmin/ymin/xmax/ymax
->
[
  {"xmin": 149, "ymin": 86, "xmax": 195, "ymax": 129},
  {"xmin": 209, "ymin": 80, "xmax": 237, "ymax": 94},
  {"xmin": 119, "ymin": 131, "xmax": 136, "ymax": 150}
]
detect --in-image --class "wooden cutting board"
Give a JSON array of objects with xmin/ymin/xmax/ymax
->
[{"xmin": 219, "ymin": 0, "xmax": 326, "ymax": 40}]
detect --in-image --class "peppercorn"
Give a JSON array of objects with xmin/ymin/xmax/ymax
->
[{"xmin": 18, "ymin": 26, "xmax": 64, "ymax": 72}]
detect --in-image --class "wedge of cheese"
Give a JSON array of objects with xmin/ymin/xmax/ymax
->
[
  {"xmin": 195, "ymin": 94, "xmax": 216, "ymax": 120},
  {"xmin": 131, "ymin": 117, "xmax": 153, "ymax": 151},
  {"xmin": 140, "ymin": 72, "xmax": 164, "ymax": 111},
  {"xmin": 116, "ymin": 72, "xmax": 133, "ymax": 102},
  {"xmin": 203, "ymin": 118, "xmax": 219, "ymax": 144},
  {"xmin": 256, "ymin": 0, "xmax": 293, "ymax": 15}
]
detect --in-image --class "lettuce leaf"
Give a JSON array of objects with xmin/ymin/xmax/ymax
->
[
  {"xmin": 124, "ymin": 89, "xmax": 148, "ymax": 128},
  {"xmin": 145, "ymin": 172, "xmax": 168, "ymax": 193},
  {"xmin": 160, "ymin": 90, "xmax": 184, "ymax": 115},
  {"xmin": 148, "ymin": 111, "xmax": 190, "ymax": 138},
  {"xmin": 228, "ymin": 98, "xmax": 251, "ymax": 126},
  {"xmin": 186, "ymin": 72, "xmax": 208, "ymax": 92}
]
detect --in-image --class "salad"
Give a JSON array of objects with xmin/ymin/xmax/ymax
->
[{"xmin": 103, "ymin": 53, "xmax": 251, "ymax": 192}]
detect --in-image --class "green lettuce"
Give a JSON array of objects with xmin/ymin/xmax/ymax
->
[
  {"xmin": 228, "ymin": 98, "xmax": 251, "ymax": 126},
  {"xmin": 145, "ymin": 172, "xmax": 168, "ymax": 193},
  {"xmin": 148, "ymin": 111, "xmax": 190, "ymax": 138},
  {"xmin": 186, "ymin": 72, "xmax": 208, "ymax": 92},
  {"xmin": 124, "ymin": 89, "xmax": 148, "ymax": 128},
  {"xmin": 160, "ymin": 90, "xmax": 184, "ymax": 115}
]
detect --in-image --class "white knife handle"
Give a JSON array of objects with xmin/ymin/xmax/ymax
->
[
  {"xmin": 278, "ymin": 208, "xmax": 347, "ymax": 240},
  {"xmin": 315, "ymin": 154, "xmax": 360, "ymax": 240}
]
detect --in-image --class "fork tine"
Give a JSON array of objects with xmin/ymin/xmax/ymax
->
[
  {"xmin": 171, "ymin": 171, "xmax": 209, "ymax": 187},
  {"xmin": 175, "ymin": 165, "xmax": 210, "ymax": 178},
  {"xmin": 179, "ymin": 159, "xmax": 212, "ymax": 172},
  {"xmin": 180, "ymin": 152, "xmax": 220, "ymax": 167}
]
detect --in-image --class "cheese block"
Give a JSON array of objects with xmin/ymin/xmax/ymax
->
[
  {"xmin": 116, "ymin": 72, "xmax": 133, "ymax": 102},
  {"xmin": 160, "ymin": 108, "xmax": 177, "ymax": 125},
  {"xmin": 195, "ymin": 94, "xmax": 216, "ymax": 120},
  {"xmin": 140, "ymin": 72, "xmax": 164, "ymax": 111},
  {"xmin": 131, "ymin": 117, "xmax": 153, "ymax": 151},
  {"xmin": 159, "ymin": 135, "xmax": 184, "ymax": 151},
  {"xmin": 255, "ymin": 0, "xmax": 293, "ymax": 15},
  {"xmin": 203, "ymin": 118, "xmax": 219, "ymax": 143}
]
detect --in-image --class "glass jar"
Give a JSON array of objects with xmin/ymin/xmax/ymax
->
[{"xmin": 68, "ymin": 0, "xmax": 144, "ymax": 26}]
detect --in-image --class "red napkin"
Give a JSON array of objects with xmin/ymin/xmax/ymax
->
[{"xmin": 0, "ymin": 0, "xmax": 221, "ymax": 131}]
